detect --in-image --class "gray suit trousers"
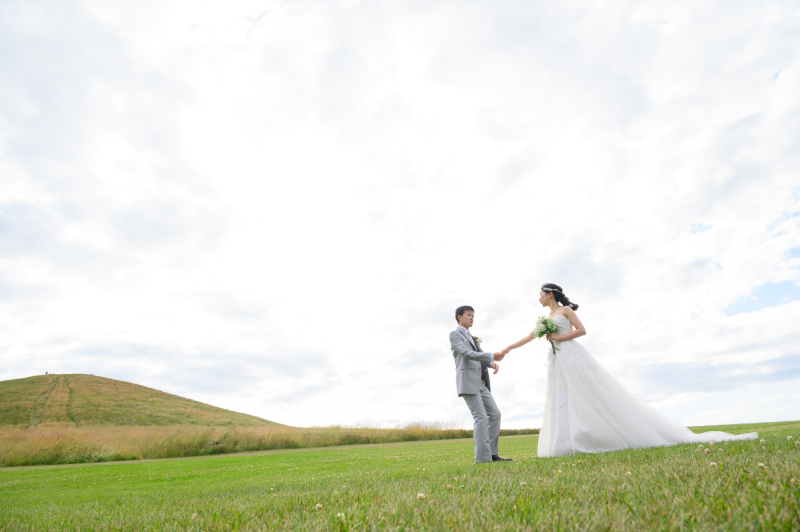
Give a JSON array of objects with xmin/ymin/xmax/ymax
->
[{"xmin": 462, "ymin": 381, "xmax": 501, "ymax": 463}]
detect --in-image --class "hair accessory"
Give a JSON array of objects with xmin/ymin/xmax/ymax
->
[{"xmin": 542, "ymin": 287, "xmax": 562, "ymax": 293}]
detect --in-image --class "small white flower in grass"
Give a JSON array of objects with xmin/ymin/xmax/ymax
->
[
  {"xmin": 557, "ymin": 469, "xmax": 562, "ymax": 474},
  {"xmin": 757, "ymin": 481, "xmax": 763, "ymax": 487},
  {"xmin": 446, "ymin": 484, "xmax": 453, "ymax": 490},
  {"xmin": 417, "ymin": 493, "xmax": 426, "ymax": 500},
  {"xmin": 695, "ymin": 449, "xmax": 699, "ymax": 453},
  {"xmin": 315, "ymin": 504, "xmax": 323, "ymax": 510},
  {"xmin": 578, "ymin": 460, "xmax": 582, "ymax": 464},
  {"xmin": 789, "ymin": 436, "xmax": 794, "ymax": 441},
  {"xmin": 791, "ymin": 478, "xmax": 797, "ymax": 485},
  {"xmin": 760, "ymin": 439, "xmax": 765, "ymax": 444},
  {"xmin": 520, "ymin": 482, "xmax": 526, "ymax": 486},
  {"xmin": 709, "ymin": 442, "xmax": 714, "ymax": 446},
  {"xmin": 709, "ymin": 462, "xmax": 717, "ymax": 467},
  {"xmin": 698, "ymin": 445, "xmax": 704, "ymax": 449},
  {"xmin": 460, "ymin": 485, "xmax": 464, "ymax": 489},
  {"xmin": 705, "ymin": 449, "xmax": 711, "ymax": 454},
  {"xmin": 337, "ymin": 513, "xmax": 346, "ymax": 522},
  {"xmin": 625, "ymin": 471, "xmax": 632, "ymax": 477},
  {"xmin": 191, "ymin": 514, "xmax": 197, "ymax": 520}
]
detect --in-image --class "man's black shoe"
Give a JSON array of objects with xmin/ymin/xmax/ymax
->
[{"xmin": 492, "ymin": 455, "xmax": 512, "ymax": 462}]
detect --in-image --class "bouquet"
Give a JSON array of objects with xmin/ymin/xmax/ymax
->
[{"xmin": 533, "ymin": 316, "xmax": 559, "ymax": 356}]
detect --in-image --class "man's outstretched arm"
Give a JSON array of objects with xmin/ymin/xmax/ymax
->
[{"xmin": 450, "ymin": 332, "xmax": 505, "ymax": 362}]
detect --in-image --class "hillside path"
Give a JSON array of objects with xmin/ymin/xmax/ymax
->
[
  {"xmin": 28, "ymin": 376, "xmax": 60, "ymax": 428},
  {"xmin": 27, "ymin": 375, "xmax": 74, "ymax": 427}
]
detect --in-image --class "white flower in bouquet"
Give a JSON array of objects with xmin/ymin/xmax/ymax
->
[{"xmin": 533, "ymin": 316, "xmax": 560, "ymax": 355}]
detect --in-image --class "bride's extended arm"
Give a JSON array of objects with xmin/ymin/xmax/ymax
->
[
  {"xmin": 548, "ymin": 307, "xmax": 587, "ymax": 341},
  {"xmin": 501, "ymin": 332, "xmax": 537, "ymax": 355}
]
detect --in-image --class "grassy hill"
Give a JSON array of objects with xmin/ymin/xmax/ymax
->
[
  {"xmin": 0, "ymin": 374, "xmax": 276, "ymax": 428},
  {"xmin": 0, "ymin": 374, "xmax": 539, "ymax": 467}
]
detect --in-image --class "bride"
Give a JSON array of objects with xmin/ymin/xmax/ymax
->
[{"xmin": 500, "ymin": 283, "xmax": 758, "ymax": 457}]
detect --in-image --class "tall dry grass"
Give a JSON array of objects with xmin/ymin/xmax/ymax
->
[{"xmin": 0, "ymin": 424, "xmax": 539, "ymax": 467}]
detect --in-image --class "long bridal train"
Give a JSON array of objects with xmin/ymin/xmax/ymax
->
[{"xmin": 539, "ymin": 315, "xmax": 757, "ymax": 457}]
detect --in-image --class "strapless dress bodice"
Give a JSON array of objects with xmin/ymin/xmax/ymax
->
[{"xmin": 552, "ymin": 314, "xmax": 572, "ymax": 336}]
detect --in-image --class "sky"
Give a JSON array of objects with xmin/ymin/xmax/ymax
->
[{"xmin": 1, "ymin": 0, "xmax": 799, "ymax": 429}]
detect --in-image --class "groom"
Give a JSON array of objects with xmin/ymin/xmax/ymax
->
[{"xmin": 450, "ymin": 305, "xmax": 511, "ymax": 463}]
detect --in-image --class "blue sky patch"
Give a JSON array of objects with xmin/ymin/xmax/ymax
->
[
  {"xmin": 638, "ymin": 352, "xmax": 800, "ymax": 396},
  {"xmin": 690, "ymin": 224, "xmax": 711, "ymax": 233},
  {"xmin": 724, "ymin": 280, "xmax": 800, "ymax": 316}
]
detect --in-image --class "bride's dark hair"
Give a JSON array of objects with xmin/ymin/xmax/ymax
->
[{"xmin": 541, "ymin": 283, "xmax": 579, "ymax": 311}]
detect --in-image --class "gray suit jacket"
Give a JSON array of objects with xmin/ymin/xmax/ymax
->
[{"xmin": 450, "ymin": 327, "xmax": 494, "ymax": 396}]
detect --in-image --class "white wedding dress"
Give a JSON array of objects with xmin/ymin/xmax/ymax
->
[{"xmin": 538, "ymin": 314, "xmax": 758, "ymax": 457}]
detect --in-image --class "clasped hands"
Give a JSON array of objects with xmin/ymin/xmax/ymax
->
[
  {"xmin": 489, "ymin": 352, "xmax": 504, "ymax": 375},
  {"xmin": 492, "ymin": 332, "xmax": 563, "ymax": 366}
]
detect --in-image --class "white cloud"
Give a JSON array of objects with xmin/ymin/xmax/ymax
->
[{"xmin": 1, "ymin": 0, "xmax": 799, "ymax": 428}]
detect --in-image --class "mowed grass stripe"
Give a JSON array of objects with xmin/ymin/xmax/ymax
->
[{"xmin": 1, "ymin": 421, "xmax": 798, "ymax": 531}]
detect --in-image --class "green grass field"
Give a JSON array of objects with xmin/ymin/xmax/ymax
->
[{"xmin": 1, "ymin": 421, "xmax": 798, "ymax": 531}]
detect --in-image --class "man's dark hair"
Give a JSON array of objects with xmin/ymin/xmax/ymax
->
[{"xmin": 455, "ymin": 305, "xmax": 474, "ymax": 323}]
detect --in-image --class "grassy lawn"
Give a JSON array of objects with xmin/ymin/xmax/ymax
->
[{"xmin": 1, "ymin": 421, "xmax": 798, "ymax": 531}]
